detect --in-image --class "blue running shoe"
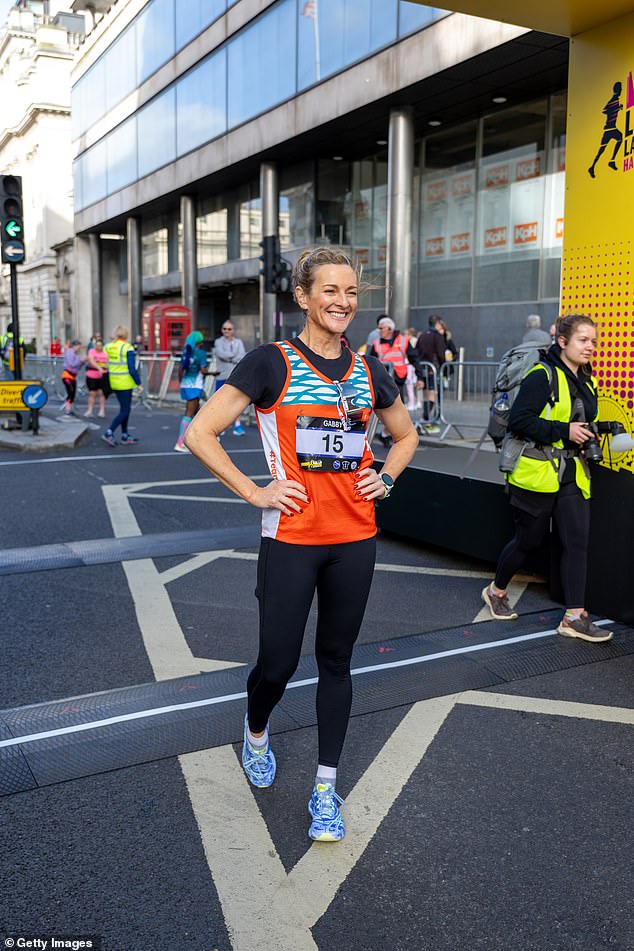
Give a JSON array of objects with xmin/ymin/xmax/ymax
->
[
  {"xmin": 241, "ymin": 715, "xmax": 276, "ymax": 788},
  {"xmin": 308, "ymin": 783, "xmax": 345, "ymax": 841}
]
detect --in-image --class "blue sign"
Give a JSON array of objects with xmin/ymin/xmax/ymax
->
[
  {"xmin": 22, "ymin": 384, "xmax": 47, "ymax": 409},
  {"xmin": 1, "ymin": 239, "xmax": 25, "ymax": 264}
]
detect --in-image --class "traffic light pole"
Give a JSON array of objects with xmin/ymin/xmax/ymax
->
[{"xmin": 9, "ymin": 262, "xmax": 21, "ymax": 381}]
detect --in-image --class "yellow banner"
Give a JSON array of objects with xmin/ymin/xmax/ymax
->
[
  {"xmin": 0, "ymin": 381, "xmax": 44, "ymax": 411},
  {"xmin": 561, "ymin": 10, "xmax": 634, "ymax": 474}
]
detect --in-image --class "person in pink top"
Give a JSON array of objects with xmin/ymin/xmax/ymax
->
[{"xmin": 84, "ymin": 337, "xmax": 109, "ymax": 417}]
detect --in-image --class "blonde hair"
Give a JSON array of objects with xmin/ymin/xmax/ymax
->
[
  {"xmin": 113, "ymin": 325, "xmax": 129, "ymax": 340},
  {"xmin": 292, "ymin": 247, "xmax": 362, "ymax": 305}
]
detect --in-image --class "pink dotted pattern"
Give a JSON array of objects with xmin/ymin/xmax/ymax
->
[{"xmin": 560, "ymin": 242, "xmax": 634, "ymax": 475}]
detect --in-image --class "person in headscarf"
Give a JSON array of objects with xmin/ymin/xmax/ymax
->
[{"xmin": 174, "ymin": 331, "xmax": 215, "ymax": 452}]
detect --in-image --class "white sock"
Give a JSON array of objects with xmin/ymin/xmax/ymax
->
[
  {"xmin": 315, "ymin": 765, "xmax": 337, "ymax": 788},
  {"xmin": 247, "ymin": 725, "xmax": 268, "ymax": 750}
]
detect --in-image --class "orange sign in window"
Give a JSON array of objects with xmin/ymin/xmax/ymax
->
[
  {"xmin": 425, "ymin": 237, "xmax": 445, "ymax": 257},
  {"xmin": 450, "ymin": 233, "xmax": 471, "ymax": 253},
  {"xmin": 514, "ymin": 222, "xmax": 539, "ymax": 244},
  {"xmin": 484, "ymin": 226, "xmax": 507, "ymax": 248}
]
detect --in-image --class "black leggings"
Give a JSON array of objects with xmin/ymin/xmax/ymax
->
[
  {"xmin": 495, "ymin": 482, "xmax": 590, "ymax": 606},
  {"xmin": 248, "ymin": 536, "xmax": 376, "ymax": 767},
  {"xmin": 63, "ymin": 377, "xmax": 76, "ymax": 404}
]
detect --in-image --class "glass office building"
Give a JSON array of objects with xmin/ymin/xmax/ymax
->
[{"xmin": 72, "ymin": 0, "xmax": 569, "ymax": 354}]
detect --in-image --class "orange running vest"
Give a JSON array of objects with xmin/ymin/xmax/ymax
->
[{"xmin": 256, "ymin": 341, "xmax": 377, "ymax": 545}]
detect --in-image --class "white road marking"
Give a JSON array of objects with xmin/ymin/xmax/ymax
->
[
  {"xmin": 459, "ymin": 690, "xmax": 634, "ymax": 724},
  {"xmin": 103, "ymin": 484, "xmax": 240, "ymax": 680},
  {"xmin": 0, "ymin": 620, "xmax": 614, "ymax": 750},
  {"xmin": 0, "ymin": 448, "xmax": 263, "ymax": 466},
  {"xmin": 126, "ymin": 493, "xmax": 250, "ymax": 504},
  {"xmin": 158, "ymin": 551, "xmax": 236, "ymax": 585},
  {"xmin": 179, "ymin": 694, "xmax": 459, "ymax": 951}
]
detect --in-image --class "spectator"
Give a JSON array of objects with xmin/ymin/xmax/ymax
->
[
  {"xmin": 49, "ymin": 337, "xmax": 62, "ymax": 356},
  {"xmin": 522, "ymin": 314, "xmax": 551, "ymax": 346},
  {"xmin": 370, "ymin": 317, "xmax": 419, "ymax": 445},
  {"xmin": 0, "ymin": 322, "xmax": 26, "ymax": 380},
  {"xmin": 84, "ymin": 337, "xmax": 109, "ymax": 418},
  {"xmin": 61, "ymin": 340, "xmax": 85, "ymax": 416},
  {"xmin": 414, "ymin": 314, "xmax": 446, "ymax": 433},
  {"xmin": 438, "ymin": 319, "xmax": 458, "ymax": 389},
  {"xmin": 174, "ymin": 331, "xmax": 216, "ymax": 452},
  {"xmin": 101, "ymin": 325, "xmax": 143, "ymax": 446},
  {"xmin": 549, "ymin": 322, "xmax": 557, "ymax": 342},
  {"xmin": 405, "ymin": 327, "xmax": 420, "ymax": 410},
  {"xmin": 213, "ymin": 321, "xmax": 247, "ymax": 436},
  {"xmin": 365, "ymin": 314, "xmax": 386, "ymax": 354}
]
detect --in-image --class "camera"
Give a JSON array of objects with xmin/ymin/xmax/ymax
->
[{"xmin": 580, "ymin": 420, "xmax": 626, "ymax": 464}]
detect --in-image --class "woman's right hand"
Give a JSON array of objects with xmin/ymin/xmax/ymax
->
[
  {"xmin": 569, "ymin": 422, "xmax": 593, "ymax": 445},
  {"xmin": 251, "ymin": 480, "xmax": 309, "ymax": 515}
]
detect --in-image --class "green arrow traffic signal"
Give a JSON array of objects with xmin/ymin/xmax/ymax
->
[{"xmin": 4, "ymin": 220, "xmax": 21, "ymax": 238}]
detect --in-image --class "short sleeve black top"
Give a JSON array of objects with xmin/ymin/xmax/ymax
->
[{"xmin": 225, "ymin": 337, "xmax": 400, "ymax": 410}]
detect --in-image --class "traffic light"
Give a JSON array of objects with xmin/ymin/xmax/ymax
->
[
  {"xmin": 259, "ymin": 234, "xmax": 292, "ymax": 293},
  {"xmin": 0, "ymin": 174, "xmax": 25, "ymax": 265},
  {"xmin": 273, "ymin": 257, "xmax": 292, "ymax": 294},
  {"xmin": 259, "ymin": 234, "xmax": 279, "ymax": 294}
]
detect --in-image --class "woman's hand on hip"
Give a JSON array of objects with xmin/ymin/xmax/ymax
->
[
  {"xmin": 354, "ymin": 466, "xmax": 386, "ymax": 500},
  {"xmin": 252, "ymin": 479, "xmax": 309, "ymax": 515}
]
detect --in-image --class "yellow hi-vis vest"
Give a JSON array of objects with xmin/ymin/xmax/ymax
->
[
  {"xmin": 507, "ymin": 364, "xmax": 598, "ymax": 500},
  {"xmin": 105, "ymin": 339, "xmax": 135, "ymax": 390},
  {"xmin": 1, "ymin": 332, "xmax": 24, "ymax": 372}
]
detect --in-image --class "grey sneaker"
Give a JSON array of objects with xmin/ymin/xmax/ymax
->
[
  {"xmin": 558, "ymin": 612, "xmax": 613, "ymax": 643},
  {"xmin": 481, "ymin": 584, "xmax": 518, "ymax": 620}
]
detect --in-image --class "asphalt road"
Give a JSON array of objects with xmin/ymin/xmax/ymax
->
[{"xmin": 1, "ymin": 403, "xmax": 632, "ymax": 951}]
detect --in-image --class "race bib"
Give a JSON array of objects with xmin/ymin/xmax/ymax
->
[{"xmin": 296, "ymin": 416, "xmax": 366, "ymax": 473}]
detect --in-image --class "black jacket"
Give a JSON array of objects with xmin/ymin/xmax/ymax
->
[
  {"xmin": 415, "ymin": 329, "xmax": 446, "ymax": 369},
  {"xmin": 508, "ymin": 344, "xmax": 598, "ymax": 449}
]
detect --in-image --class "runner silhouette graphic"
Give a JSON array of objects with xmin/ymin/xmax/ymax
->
[{"xmin": 588, "ymin": 81, "xmax": 623, "ymax": 178}]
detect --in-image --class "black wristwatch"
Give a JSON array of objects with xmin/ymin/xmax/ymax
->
[{"xmin": 379, "ymin": 473, "xmax": 394, "ymax": 499}]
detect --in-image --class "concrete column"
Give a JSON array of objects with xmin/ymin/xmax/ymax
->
[
  {"xmin": 181, "ymin": 195, "xmax": 198, "ymax": 325},
  {"xmin": 126, "ymin": 216, "xmax": 143, "ymax": 339},
  {"xmin": 89, "ymin": 234, "xmax": 102, "ymax": 337},
  {"xmin": 386, "ymin": 107, "xmax": 414, "ymax": 327},
  {"xmin": 260, "ymin": 162, "xmax": 278, "ymax": 343},
  {"xmin": 227, "ymin": 201, "xmax": 241, "ymax": 260}
]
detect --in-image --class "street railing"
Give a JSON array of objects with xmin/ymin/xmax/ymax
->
[{"xmin": 437, "ymin": 361, "xmax": 497, "ymax": 440}]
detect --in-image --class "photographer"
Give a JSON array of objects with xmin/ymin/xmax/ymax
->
[{"xmin": 482, "ymin": 314, "xmax": 612, "ymax": 643}]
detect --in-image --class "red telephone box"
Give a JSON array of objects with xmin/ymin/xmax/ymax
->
[{"xmin": 142, "ymin": 303, "xmax": 191, "ymax": 353}]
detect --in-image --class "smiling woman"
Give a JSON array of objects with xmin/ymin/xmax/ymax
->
[{"xmin": 185, "ymin": 245, "xmax": 418, "ymax": 843}]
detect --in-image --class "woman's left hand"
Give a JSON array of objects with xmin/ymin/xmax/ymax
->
[{"xmin": 354, "ymin": 466, "xmax": 387, "ymax": 500}]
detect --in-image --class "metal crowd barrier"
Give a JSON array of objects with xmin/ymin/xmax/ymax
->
[
  {"xmin": 25, "ymin": 353, "xmax": 182, "ymax": 407},
  {"xmin": 438, "ymin": 361, "xmax": 497, "ymax": 440}
]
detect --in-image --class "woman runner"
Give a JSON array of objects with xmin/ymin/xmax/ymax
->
[{"xmin": 185, "ymin": 247, "xmax": 418, "ymax": 841}]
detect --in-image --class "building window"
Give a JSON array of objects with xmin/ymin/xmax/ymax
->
[
  {"xmin": 474, "ymin": 100, "xmax": 547, "ymax": 303},
  {"xmin": 136, "ymin": 0, "xmax": 176, "ymax": 87},
  {"xmin": 418, "ymin": 121, "xmax": 477, "ymax": 306},
  {"xmin": 240, "ymin": 198, "xmax": 262, "ymax": 260},
  {"xmin": 137, "ymin": 87, "xmax": 176, "ymax": 179},
  {"xmin": 297, "ymin": 0, "xmax": 397, "ymax": 90},
  {"xmin": 542, "ymin": 92, "xmax": 566, "ymax": 299},
  {"xmin": 142, "ymin": 217, "xmax": 169, "ymax": 277},
  {"xmin": 107, "ymin": 116, "xmax": 137, "ymax": 194},
  {"xmin": 279, "ymin": 162, "xmax": 315, "ymax": 250},
  {"xmin": 197, "ymin": 205, "xmax": 228, "ymax": 267},
  {"xmin": 176, "ymin": 50, "xmax": 227, "ymax": 157},
  {"xmin": 228, "ymin": 0, "xmax": 297, "ymax": 128}
]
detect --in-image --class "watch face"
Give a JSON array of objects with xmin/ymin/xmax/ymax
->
[{"xmin": 381, "ymin": 474, "xmax": 394, "ymax": 487}]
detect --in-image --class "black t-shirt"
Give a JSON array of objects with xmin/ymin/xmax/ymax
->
[{"xmin": 225, "ymin": 337, "xmax": 399, "ymax": 410}]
